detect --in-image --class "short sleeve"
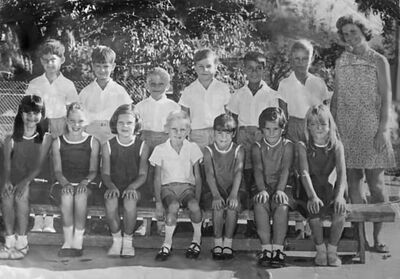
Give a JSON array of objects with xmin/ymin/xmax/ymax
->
[
  {"xmin": 178, "ymin": 87, "xmax": 191, "ymax": 108},
  {"xmin": 65, "ymin": 81, "xmax": 79, "ymax": 104},
  {"xmin": 25, "ymin": 81, "xmax": 42, "ymax": 97},
  {"xmin": 148, "ymin": 145, "xmax": 163, "ymax": 166},
  {"xmin": 190, "ymin": 143, "xmax": 203, "ymax": 164},
  {"xmin": 226, "ymin": 91, "xmax": 239, "ymax": 114}
]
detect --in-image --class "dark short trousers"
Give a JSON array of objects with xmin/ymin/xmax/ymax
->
[
  {"xmin": 161, "ymin": 182, "xmax": 196, "ymax": 208},
  {"xmin": 200, "ymin": 188, "xmax": 247, "ymax": 212}
]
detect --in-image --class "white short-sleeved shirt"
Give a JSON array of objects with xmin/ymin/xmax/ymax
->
[
  {"xmin": 278, "ymin": 72, "xmax": 331, "ymax": 119},
  {"xmin": 179, "ymin": 79, "xmax": 231, "ymax": 130},
  {"xmin": 227, "ymin": 81, "xmax": 283, "ymax": 127},
  {"xmin": 149, "ymin": 139, "xmax": 203, "ymax": 185},
  {"xmin": 25, "ymin": 73, "xmax": 78, "ymax": 119},
  {"xmin": 135, "ymin": 95, "xmax": 180, "ymax": 132},
  {"xmin": 79, "ymin": 79, "xmax": 132, "ymax": 123}
]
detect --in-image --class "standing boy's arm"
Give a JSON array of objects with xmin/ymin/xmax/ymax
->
[
  {"xmin": 251, "ymin": 143, "xmax": 269, "ymax": 204},
  {"xmin": 124, "ymin": 142, "xmax": 150, "ymax": 200},
  {"xmin": 297, "ymin": 142, "xmax": 323, "ymax": 214},
  {"xmin": 101, "ymin": 142, "xmax": 119, "ymax": 199},
  {"xmin": 274, "ymin": 142, "xmax": 294, "ymax": 204},
  {"xmin": 333, "ymin": 141, "xmax": 347, "ymax": 215},
  {"xmin": 14, "ymin": 134, "xmax": 53, "ymax": 198},
  {"xmin": 204, "ymin": 148, "xmax": 224, "ymax": 210},
  {"xmin": 1, "ymin": 136, "xmax": 14, "ymax": 198},
  {"xmin": 193, "ymin": 160, "xmax": 202, "ymax": 202}
]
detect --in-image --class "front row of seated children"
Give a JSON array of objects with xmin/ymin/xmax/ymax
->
[{"xmin": 1, "ymin": 95, "xmax": 347, "ymax": 268}]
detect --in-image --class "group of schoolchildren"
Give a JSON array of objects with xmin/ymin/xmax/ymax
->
[{"xmin": 0, "ymin": 38, "xmax": 347, "ymax": 269}]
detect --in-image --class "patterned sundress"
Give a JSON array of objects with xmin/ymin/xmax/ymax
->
[{"xmin": 334, "ymin": 49, "xmax": 396, "ymax": 169}]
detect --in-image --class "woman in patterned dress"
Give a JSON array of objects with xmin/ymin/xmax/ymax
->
[{"xmin": 332, "ymin": 15, "xmax": 396, "ymax": 253}]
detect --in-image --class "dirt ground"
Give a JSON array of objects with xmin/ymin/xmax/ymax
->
[{"xmin": 0, "ymin": 216, "xmax": 399, "ymax": 279}]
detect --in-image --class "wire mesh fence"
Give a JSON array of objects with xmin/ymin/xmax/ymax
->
[{"xmin": 0, "ymin": 80, "xmax": 150, "ymax": 142}]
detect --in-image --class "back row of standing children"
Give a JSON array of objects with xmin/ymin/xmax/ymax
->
[{"xmin": 1, "ymin": 37, "xmax": 346, "ymax": 268}]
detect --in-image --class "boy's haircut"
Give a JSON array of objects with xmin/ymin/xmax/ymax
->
[
  {"xmin": 109, "ymin": 103, "xmax": 140, "ymax": 134},
  {"xmin": 13, "ymin": 95, "xmax": 46, "ymax": 143},
  {"xmin": 164, "ymin": 110, "xmax": 190, "ymax": 130},
  {"xmin": 290, "ymin": 39, "xmax": 314, "ymax": 58},
  {"xmin": 91, "ymin": 45, "xmax": 116, "ymax": 64},
  {"xmin": 304, "ymin": 104, "xmax": 339, "ymax": 150},
  {"xmin": 258, "ymin": 107, "xmax": 287, "ymax": 130},
  {"xmin": 213, "ymin": 113, "xmax": 237, "ymax": 134},
  {"xmin": 243, "ymin": 51, "xmax": 266, "ymax": 68},
  {"xmin": 336, "ymin": 15, "xmax": 372, "ymax": 42},
  {"xmin": 38, "ymin": 39, "xmax": 65, "ymax": 58},
  {"xmin": 147, "ymin": 67, "xmax": 170, "ymax": 84},
  {"xmin": 193, "ymin": 48, "xmax": 218, "ymax": 64}
]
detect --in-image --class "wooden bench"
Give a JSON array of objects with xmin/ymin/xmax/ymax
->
[{"xmin": 19, "ymin": 203, "xmax": 395, "ymax": 263}]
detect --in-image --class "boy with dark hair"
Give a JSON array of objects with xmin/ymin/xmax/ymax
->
[{"xmin": 79, "ymin": 45, "xmax": 132, "ymax": 144}]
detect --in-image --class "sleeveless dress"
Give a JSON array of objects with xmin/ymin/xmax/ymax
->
[{"xmin": 335, "ymin": 49, "xmax": 396, "ymax": 169}]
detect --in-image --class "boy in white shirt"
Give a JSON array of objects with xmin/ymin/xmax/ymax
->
[
  {"xmin": 26, "ymin": 39, "xmax": 78, "ymax": 138},
  {"xmin": 277, "ymin": 39, "xmax": 331, "ymax": 143},
  {"xmin": 179, "ymin": 48, "xmax": 231, "ymax": 151},
  {"xmin": 149, "ymin": 110, "xmax": 203, "ymax": 261},
  {"xmin": 79, "ymin": 46, "xmax": 132, "ymax": 144}
]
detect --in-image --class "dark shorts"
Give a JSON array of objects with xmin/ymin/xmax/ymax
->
[
  {"xmin": 161, "ymin": 183, "xmax": 196, "ymax": 208},
  {"xmin": 201, "ymin": 188, "xmax": 247, "ymax": 212}
]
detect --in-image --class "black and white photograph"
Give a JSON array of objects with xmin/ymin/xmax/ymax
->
[{"xmin": 0, "ymin": 0, "xmax": 399, "ymax": 278}]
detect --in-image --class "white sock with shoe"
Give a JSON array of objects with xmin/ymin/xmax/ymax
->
[
  {"xmin": 62, "ymin": 226, "xmax": 74, "ymax": 249},
  {"xmin": 108, "ymin": 231, "xmax": 122, "ymax": 256},
  {"xmin": 327, "ymin": 243, "xmax": 342, "ymax": 267},
  {"xmin": 163, "ymin": 225, "xmax": 176, "ymax": 250},
  {"xmin": 31, "ymin": 215, "xmax": 44, "ymax": 232},
  {"xmin": 121, "ymin": 233, "xmax": 135, "ymax": 257},
  {"xmin": 15, "ymin": 235, "xmax": 29, "ymax": 255},
  {"xmin": 315, "ymin": 243, "xmax": 327, "ymax": 266},
  {"xmin": 43, "ymin": 215, "xmax": 56, "ymax": 233},
  {"xmin": 72, "ymin": 228, "xmax": 85, "ymax": 250}
]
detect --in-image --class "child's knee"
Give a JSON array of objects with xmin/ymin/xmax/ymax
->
[
  {"xmin": 123, "ymin": 198, "xmax": 137, "ymax": 212},
  {"xmin": 187, "ymin": 199, "xmax": 200, "ymax": 212},
  {"xmin": 167, "ymin": 200, "xmax": 180, "ymax": 213}
]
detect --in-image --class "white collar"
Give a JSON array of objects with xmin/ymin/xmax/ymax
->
[
  {"xmin": 263, "ymin": 137, "xmax": 282, "ymax": 148},
  {"xmin": 214, "ymin": 142, "xmax": 233, "ymax": 154}
]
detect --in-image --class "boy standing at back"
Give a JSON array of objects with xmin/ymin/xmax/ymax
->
[
  {"xmin": 135, "ymin": 67, "xmax": 180, "ymax": 204},
  {"xmin": 179, "ymin": 48, "xmax": 231, "ymax": 151},
  {"xmin": 227, "ymin": 52, "xmax": 285, "ymax": 202},
  {"xmin": 26, "ymin": 39, "xmax": 79, "ymax": 233},
  {"xmin": 79, "ymin": 46, "xmax": 132, "ymax": 144},
  {"xmin": 26, "ymin": 39, "xmax": 78, "ymax": 138}
]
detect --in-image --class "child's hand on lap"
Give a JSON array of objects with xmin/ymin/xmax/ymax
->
[
  {"xmin": 307, "ymin": 196, "xmax": 324, "ymax": 214},
  {"xmin": 14, "ymin": 181, "xmax": 29, "ymax": 199},
  {"xmin": 273, "ymin": 190, "xmax": 288, "ymax": 204},
  {"xmin": 155, "ymin": 201, "xmax": 164, "ymax": 221},
  {"xmin": 255, "ymin": 190, "xmax": 269, "ymax": 204},
  {"xmin": 1, "ymin": 182, "xmax": 14, "ymax": 199},
  {"xmin": 334, "ymin": 196, "xmax": 346, "ymax": 215},
  {"xmin": 62, "ymin": 184, "xmax": 74, "ymax": 195},
  {"xmin": 227, "ymin": 194, "xmax": 238, "ymax": 210},
  {"xmin": 104, "ymin": 186, "xmax": 120, "ymax": 199},
  {"xmin": 76, "ymin": 181, "xmax": 88, "ymax": 194},
  {"xmin": 122, "ymin": 188, "xmax": 138, "ymax": 200},
  {"xmin": 212, "ymin": 196, "xmax": 225, "ymax": 210}
]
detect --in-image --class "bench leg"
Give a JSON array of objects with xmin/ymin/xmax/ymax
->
[
  {"xmin": 144, "ymin": 217, "xmax": 152, "ymax": 236},
  {"xmin": 358, "ymin": 222, "xmax": 366, "ymax": 264}
]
